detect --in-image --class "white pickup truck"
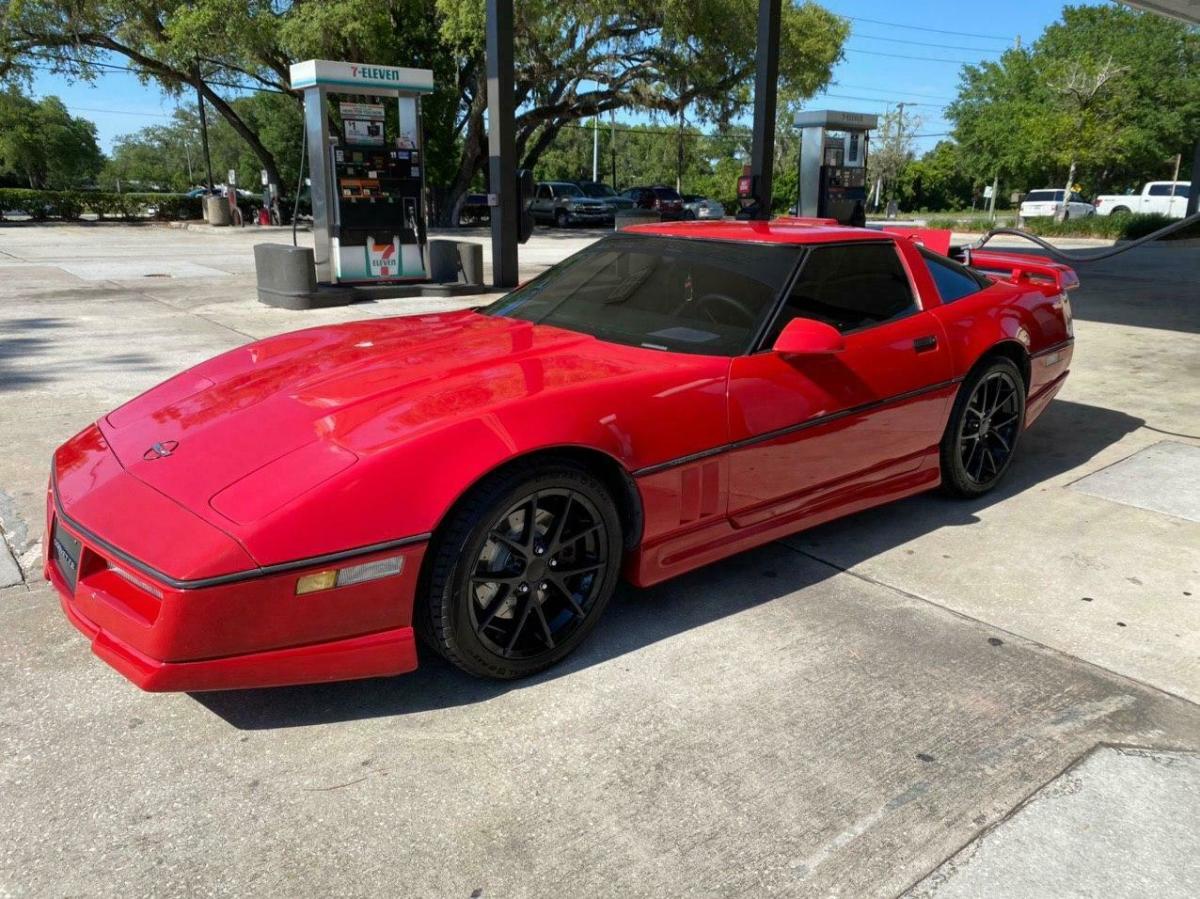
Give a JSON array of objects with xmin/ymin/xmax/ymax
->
[{"xmin": 1093, "ymin": 181, "xmax": 1191, "ymax": 218}]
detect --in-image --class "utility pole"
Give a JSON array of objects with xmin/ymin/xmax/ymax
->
[
  {"xmin": 486, "ymin": 0, "xmax": 518, "ymax": 288},
  {"xmin": 1015, "ymin": 34, "xmax": 1021, "ymax": 50},
  {"xmin": 592, "ymin": 117, "xmax": 599, "ymax": 183},
  {"xmin": 677, "ymin": 78, "xmax": 685, "ymax": 194},
  {"xmin": 194, "ymin": 61, "xmax": 215, "ymax": 192},
  {"xmin": 1189, "ymin": 138, "xmax": 1200, "ymax": 217}
]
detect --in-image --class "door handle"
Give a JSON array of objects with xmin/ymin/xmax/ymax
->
[{"xmin": 913, "ymin": 335, "xmax": 938, "ymax": 353}]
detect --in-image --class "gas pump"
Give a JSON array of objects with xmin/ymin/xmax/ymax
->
[
  {"xmin": 289, "ymin": 59, "xmax": 435, "ymax": 285},
  {"xmin": 794, "ymin": 110, "xmax": 878, "ymax": 227}
]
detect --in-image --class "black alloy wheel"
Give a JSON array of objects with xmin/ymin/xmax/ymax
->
[
  {"xmin": 941, "ymin": 357, "xmax": 1026, "ymax": 497},
  {"xmin": 419, "ymin": 462, "xmax": 622, "ymax": 679},
  {"xmin": 469, "ymin": 489, "xmax": 607, "ymax": 661}
]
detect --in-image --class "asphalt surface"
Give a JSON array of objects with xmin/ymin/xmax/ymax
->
[{"xmin": 0, "ymin": 223, "xmax": 1197, "ymax": 897}]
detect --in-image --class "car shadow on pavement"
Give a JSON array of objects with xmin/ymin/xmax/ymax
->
[{"xmin": 193, "ymin": 398, "xmax": 1143, "ymax": 730}]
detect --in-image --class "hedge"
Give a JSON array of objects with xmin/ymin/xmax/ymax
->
[
  {"xmin": 923, "ymin": 211, "xmax": 1195, "ymax": 241},
  {"xmin": 0, "ymin": 189, "xmax": 257, "ymax": 222}
]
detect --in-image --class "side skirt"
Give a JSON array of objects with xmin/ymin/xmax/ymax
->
[{"xmin": 624, "ymin": 455, "xmax": 941, "ymax": 588}]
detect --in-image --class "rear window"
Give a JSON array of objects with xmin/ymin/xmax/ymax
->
[
  {"xmin": 1148, "ymin": 183, "xmax": 1189, "ymax": 197},
  {"xmin": 1026, "ymin": 190, "xmax": 1063, "ymax": 202},
  {"xmin": 653, "ymin": 187, "xmax": 682, "ymax": 200},
  {"xmin": 485, "ymin": 235, "xmax": 802, "ymax": 356},
  {"xmin": 919, "ymin": 248, "xmax": 988, "ymax": 303}
]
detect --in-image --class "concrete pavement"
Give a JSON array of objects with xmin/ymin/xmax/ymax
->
[{"xmin": 1, "ymin": 222, "xmax": 1197, "ymax": 897}]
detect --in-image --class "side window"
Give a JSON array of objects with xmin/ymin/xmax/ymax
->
[
  {"xmin": 764, "ymin": 243, "xmax": 917, "ymax": 342},
  {"xmin": 536, "ymin": 185, "xmax": 551, "ymax": 200},
  {"xmin": 1148, "ymin": 184, "xmax": 1171, "ymax": 197},
  {"xmin": 920, "ymin": 248, "xmax": 988, "ymax": 303}
]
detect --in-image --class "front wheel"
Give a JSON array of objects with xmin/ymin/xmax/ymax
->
[
  {"xmin": 555, "ymin": 209, "xmax": 569, "ymax": 229},
  {"xmin": 940, "ymin": 357, "xmax": 1026, "ymax": 497},
  {"xmin": 418, "ymin": 462, "xmax": 623, "ymax": 679}
]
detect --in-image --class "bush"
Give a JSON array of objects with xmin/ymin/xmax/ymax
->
[
  {"xmin": 0, "ymin": 188, "xmax": 206, "ymax": 221},
  {"xmin": 1021, "ymin": 213, "xmax": 1175, "ymax": 240}
]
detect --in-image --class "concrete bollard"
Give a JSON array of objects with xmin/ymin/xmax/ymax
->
[
  {"xmin": 429, "ymin": 239, "xmax": 484, "ymax": 285},
  {"xmin": 205, "ymin": 196, "xmax": 231, "ymax": 227},
  {"xmin": 614, "ymin": 210, "xmax": 660, "ymax": 230}
]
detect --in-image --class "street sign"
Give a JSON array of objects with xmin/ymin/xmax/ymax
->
[
  {"xmin": 983, "ymin": 185, "xmax": 994, "ymax": 199},
  {"xmin": 227, "ymin": 169, "xmax": 237, "ymax": 186}
]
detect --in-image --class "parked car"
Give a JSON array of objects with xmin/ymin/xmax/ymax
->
[
  {"xmin": 577, "ymin": 181, "xmax": 634, "ymax": 212},
  {"xmin": 457, "ymin": 192, "xmax": 491, "ymax": 226},
  {"xmin": 681, "ymin": 194, "xmax": 725, "ymax": 220},
  {"xmin": 1018, "ymin": 189, "xmax": 1094, "ymax": 223},
  {"xmin": 530, "ymin": 181, "xmax": 613, "ymax": 227},
  {"xmin": 1093, "ymin": 181, "xmax": 1190, "ymax": 219},
  {"xmin": 620, "ymin": 185, "xmax": 685, "ymax": 220},
  {"xmin": 47, "ymin": 219, "xmax": 1077, "ymax": 690}
]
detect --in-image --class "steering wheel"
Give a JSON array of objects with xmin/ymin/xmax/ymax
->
[{"xmin": 695, "ymin": 292, "xmax": 757, "ymax": 327}]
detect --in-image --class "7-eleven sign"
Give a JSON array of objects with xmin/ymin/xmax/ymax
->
[{"xmin": 367, "ymin": 237, "xmax": 400, "ymax": 277}]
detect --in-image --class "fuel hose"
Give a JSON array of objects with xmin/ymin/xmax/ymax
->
[{"xmin": 963, "ymin": 209, "xmax": 1200, "ymax": 264}]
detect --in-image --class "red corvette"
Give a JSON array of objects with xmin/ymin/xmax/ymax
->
[{"xmin": 46, "ymin": 220, "xmax": 1076, "ymax": 690}]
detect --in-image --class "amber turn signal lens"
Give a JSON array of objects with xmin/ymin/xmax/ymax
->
[
  {"xmin": 294, "ymin": 556, "xmax": 405, "ymax": 595},
  {"xmin": 295, "ymin": 570, "xmax": 339, "ymax": 595}
]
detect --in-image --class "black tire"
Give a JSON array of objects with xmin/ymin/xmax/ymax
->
[
  {"xmin": 418, "ymin": 460, "xmax": 623, "ymax": 679},
  {"xmin": 555, "ymin": 209, "xmax": 569, "ymax": 229},
  {"xmin": 1062, "ymin": 210, "xmax": 1070, "ymax": 222},
  {"xmin": 1111, "ymin": 206, "xmax": 1131, "ymax": 216},
  {"xmin": 940, "ymin": 356, "xmax": 1026, "ymax": 497}
]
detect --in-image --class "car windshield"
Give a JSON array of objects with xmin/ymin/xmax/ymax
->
[
  {"xmin": 555, "ymin": 184, "xmax": 584, "ymax": 198},
  {"xmin": 582, "ymin": 183, "xmax": 616, "ymax": 198},
  {"xmin": 654, "ymin": 187, "xmax": 682, "ymax": 200},
  {"xmin": 483, "ymin": 235, "xmax": 802, "ymax": 356},
  {"xmin": 1026, "ymin": 190, "xmax": 1064, "ymax": 202}
]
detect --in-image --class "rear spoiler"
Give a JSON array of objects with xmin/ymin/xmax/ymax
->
[{"xmin": 960, "ymin": 249, "xmax": 1081, "ymax": 294}]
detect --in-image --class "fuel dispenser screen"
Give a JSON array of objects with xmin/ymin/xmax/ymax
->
[{"xmin": 332, "ymin": 102, "xmax": 426, "ymax": 281}]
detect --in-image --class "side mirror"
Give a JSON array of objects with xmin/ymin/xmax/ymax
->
[{"xmin": 772, "ymin": 318, "xmax": 845, "ymax": 355}]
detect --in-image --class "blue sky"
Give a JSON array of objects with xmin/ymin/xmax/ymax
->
[{"xmin": 27, "ymin": 0, "xmax": 1109, "ymax": 157}]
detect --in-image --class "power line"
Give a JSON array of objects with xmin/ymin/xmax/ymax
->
[
  {"xmin": 19, "ymin": 52, "xmax": 290, "ymax": 95},
  {"xmin": 840, "ymin": 15, "xmax": 1014, "ymax": 42},
  {"xmin": 60, "ymin": 105, "xmax": 175, "ymax": 118},
  {"xmin": 844, "ymin": 46, "xmax": 986, "ymax": 65},
  {"xmin": 850, "ymin": 33, "xmax": 1003, "ymax": 55},
  {"xmin": 820, "ymin": 92, "xmax": 945, "ymax": 108},
  {"xmin": 831, "ymin": 83, "xmax": 956, "ymax": 102}
]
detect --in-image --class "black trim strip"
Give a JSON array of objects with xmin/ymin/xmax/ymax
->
[
  {"xmin": 1030, "ymin": 338, "xmax": 1074, "ymax": 359},
  {"xmin": 632, "ymin": 376, "xmax": 964, "ymax": 477},
  {"xmin": 51, "ymin": 476, "xmax": 430, "ymax": 591}
]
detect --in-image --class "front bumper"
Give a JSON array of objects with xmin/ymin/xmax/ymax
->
[{"xmin": 46, "ymin": 486, "xmax": 425, "ymax": 692}]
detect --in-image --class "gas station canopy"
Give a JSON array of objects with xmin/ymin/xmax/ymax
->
[{"xmin": 1123, "ymin": 1, "xmax": 1200, "ymax": 24}]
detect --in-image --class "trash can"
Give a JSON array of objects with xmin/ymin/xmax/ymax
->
[
  {"xmin": 428, "ymin": 239, "xmax": 484, "ymax": 285},
  {"xmin": 205, "ymin": 196, "xmax": 231, "ymax": 227}
]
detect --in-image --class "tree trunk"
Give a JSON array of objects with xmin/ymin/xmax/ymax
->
[
  {"xmin": 438, "ymin": 73, "xmax": 489, "ymax": 227},
  {"xmin": 1056, "ymin": 160, "xmax": 1076, "ymax": 223}
]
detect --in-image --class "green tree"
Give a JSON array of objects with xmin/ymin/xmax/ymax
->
[
  {"xmin": 3, "ymin": 0, "xmax": 849, "ymax": 223},
  {"xmin": 895, "ymin": 141, "xmax": 975, "ymax": 212},
  {"xmin": 0, "ymin": 88, "xmax": 103, "ymax": 187},
  {"xmin": 948, "ymin": 4, "xmax": 1199, "ymax": 197}
]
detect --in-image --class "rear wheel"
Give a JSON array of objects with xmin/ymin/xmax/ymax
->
[
  {"xmin": 940, "ymin": 357, "xmax": 1026, "ymax": 497},
  {"xmin": 419, "ymin": 462, "xmax": 622, "ymax": 679}
]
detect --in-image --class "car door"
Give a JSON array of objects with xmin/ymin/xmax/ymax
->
[
  {"xmin": 531, "ymin": 184, "xmax": 553, "ymax": 221},
  {"xmin": 725, "ymin": 240, "xmax": 954, "ymax": 528}
]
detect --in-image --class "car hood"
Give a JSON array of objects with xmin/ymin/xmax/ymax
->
[{"xmin": 98, "ymin": 310, "xmax": 713, "ymax": 528}]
